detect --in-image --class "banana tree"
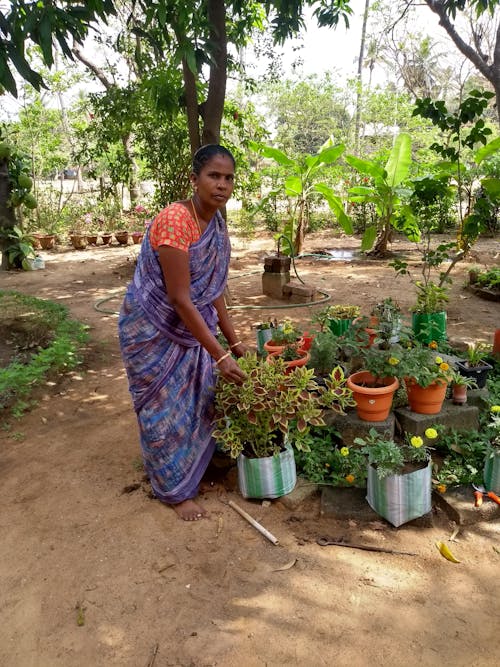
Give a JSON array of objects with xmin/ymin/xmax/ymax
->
[
  {"xmin": 249, "ymin": 139, "xmax": 352, "ymax": 255},
  {"xmin": 345, "ymin": 132, "xmax": 413, "ymax": 256}
]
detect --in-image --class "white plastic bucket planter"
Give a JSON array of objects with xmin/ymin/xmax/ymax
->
[
  {"xmin": 366, "ymin": 460, "xmax": 432, "ymax": 527},
  {"xmin": 237, "ymin": 443, "xmax": 296, "ymax": 499}
]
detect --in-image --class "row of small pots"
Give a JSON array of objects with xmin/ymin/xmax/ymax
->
[{"xmin": 33, "ymin": 231, "xmax": 145, "ymax": 250}]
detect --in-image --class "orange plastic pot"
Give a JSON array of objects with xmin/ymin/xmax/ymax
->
[
  {"xmin": 346, "ymin": 371, "xmax": 399, "ymax": 422},
  {"xmin": 405, "ymin": 378, "xmax": 448, "ymax": 415},
  {"xmin": 266, "ymin": 349, "xmax": 310, "ymax": 374},
  {"xmin": 263, "ymin": 337, "xmax": 303, "ymax": 355}
]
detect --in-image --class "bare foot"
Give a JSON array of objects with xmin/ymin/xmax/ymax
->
[{"xmin": 171, "ymin": 499, "xmax": 208, "ymax": 521}]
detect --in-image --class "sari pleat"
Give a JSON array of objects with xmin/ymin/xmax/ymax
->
[{"xmin": 118, "ymin": 210, "xmax": 230, "ymax": 503}]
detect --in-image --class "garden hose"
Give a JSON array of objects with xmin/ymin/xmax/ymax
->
[{"xmin": 93, "ymin": 235, "xmax": 331, "ymax": 315}]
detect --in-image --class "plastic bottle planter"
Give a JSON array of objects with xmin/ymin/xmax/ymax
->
[
  {"xmin": 412, "ymin": 311, "xmax": 447, "ymax": 344},
  {"xmin": 405, "ymin": 379, "xmax": 448, "ymax": 415},
  {"xmin": 256, "ymin": 327, "xmax": 275, "ymax": 354},
  {"xmin": 237, "ymin": 443, "xmax": 296, "ymax": 499},
  {"xmin": 328, "ymin": 317, "xmax": 353, "ymax": 337},
  {"xmin": 366, "ymin": 459, "xmax": 432, "ymax": 527},
  {"xmin": 346, "ymin": 371, "xmax": 399, "ymax": 422},
  {"xmin": 455, "ymin": 360, "xmax": 493, "ymax": 390},
  {"xmin": 484, "ymin": 448, "xmax": 500, "ymax": 494}
]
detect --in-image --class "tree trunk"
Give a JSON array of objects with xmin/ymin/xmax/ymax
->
[
  {"xmin": 371, "ymin": 221, "xmax": 392, "ymax": 257},
  {"xmin": 0, "ymin": 158, "xmax": 16, "ymax": 270},
  {"xmin": 354, "ymin": 0, "xmax": 370, "ymax": 157},
  {"xmin": 424, "ymin": 0, "xmax": 500, "ymax": 126},
  {"xmin": 181, "ymin": 54, "xmax": 202, "ymax": 155},
  {"xmin": 121, "ymin": 133, "xmax": 140, "ymax": 207},
  {"xmin": 201, "ymin": 0, "xmax": 228, "ymax": 146}
]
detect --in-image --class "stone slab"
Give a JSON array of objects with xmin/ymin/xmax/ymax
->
[
  {"xmin": 262, "ymin": 271, "xmax": 290, "ymax": 299},
  {"xmin": 394, "ymin": 400, "xmax": 479, "ymax": 436},
  {"xmin": 320, "ymin": 486, "xmax": 433, "ymax": 527},
  {"xmin": 279, "ymin": 477, "xmax": 319, "ymax": 510},
  {"xmin": 432, "ymin": 485, "xmax": 500, "ymax": 525},
  {"xmin": 322, "ymin": 408, "xmax": 395, "ymax": 446}
]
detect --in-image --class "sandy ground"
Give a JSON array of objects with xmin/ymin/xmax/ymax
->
[{"xmin": 0, "ymin": 230, "xmax": 499, "ymax": 667}]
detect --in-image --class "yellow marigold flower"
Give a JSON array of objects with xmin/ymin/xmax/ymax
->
[
  {"xmin": 491, "ymin": 405, "xmax": 500, "ymax": 413},
  {"xmin": 388, "ymin": 356, "xmax": 400, "ymax": 365},
  {"xmin": 425, "ymin": 428, "xmax": 438, "ymax": 439},
  {"xmin": 410, "ymin": 436, "xmax": 424, "ymax": 448},
  {"xmin": 436, "ymin": 484, "xmax": 447, "ymax": 493},
  {"xmin": 435, "ymin": 356, "xmax": 443, "ymax": 364},
  {"xmin": 283, "ymin": 322, "xmax": 293, "ymax": 334},
  {"xmin": 345, "ymin": 474, "xmax": 355, "ymax": 484},
  {"xmin": 439, "ymin": 362, "xmax": 449, "ymax": 372},
  {"xmin": 429, "ymin": 341, "xmax": 438, "ymax": 349},
  {"xmin": 340, "ymin": 447, "xmax": 349, "ymax": 457}
]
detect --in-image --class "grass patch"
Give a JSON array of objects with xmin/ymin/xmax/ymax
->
[{"xmin": 0, "ymin": 290, "xmax": 89, "ymax": 417}]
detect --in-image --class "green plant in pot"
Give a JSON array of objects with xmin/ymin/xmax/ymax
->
[
  {"xmin": 354, "ymin": 426, "xmax": 439, "ymax": 526},
  {"xmin": 456, "ymin": 341, "xmax": 493, "ymax": 389},
  {"xmin": 307, "ymin": 330, "xmax": 345, "ymax": 380},
  {"xmin": 370, "ymin": 297, "xmax": 403, "ymax": 346},
  {"xmin": 263, "ymin": 318, "xmax": 302, "ymax": 354},
  {"xmin": 212, "ymin": 353, "xmax": 354, "ymax": 499},
  {"xmin": 448, "ymin": 370, "xmax": 477, "ymax": 405},
  {"xmin": 484, "ymin": 406, "xmax": 500, "ymax": 494}
]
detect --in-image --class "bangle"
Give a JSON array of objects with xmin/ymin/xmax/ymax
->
[
  {"xmin": 216, "ymin": 351, "xmax": 231, "ymax": 365},
  {"xmin": 229, "ymin": 341, "xmax": 242, "ymax": 350}
]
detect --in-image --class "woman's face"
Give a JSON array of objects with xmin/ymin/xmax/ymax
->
[{"xmin": 191, "ymin": 154, "xmax": 235, "ymax": 209}]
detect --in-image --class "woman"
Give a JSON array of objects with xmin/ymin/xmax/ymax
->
[{"xmin": 119, "ymin": 145, "xmax": 247, "ymax": 521}]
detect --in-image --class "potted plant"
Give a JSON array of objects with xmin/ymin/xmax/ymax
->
[
  {"xmin": 307, "ymin": 330, "xmax": 346, "ymax": 382},
  {"xmin": 370, "ymin": 297, "xmax": 403, "ymax": 346},
  {"xmin": 263, "ymin": 319, "xmax": 302, "ymax": 354},
  {"xmin": 410, "ymin": 281, "xmax": 449, "ymax": 344},
  {"xmin": 448, "ymin": 370, "xmax": 478, "ymax": 405},
  {"xmin": 325, "ymin": 304, "xmax": 361, "ymax": 337},
  {"xmin": 346, "ymin": 345, "xmax": 401, "ymax": 422},
  {"xmin": 267, "ymin": 343, "xmax": 310, "ymax": 374},
  {"xmin": 391, "ymin": 344, "xmax": 452, "ymax": 414},
  {"xmin": 456, "ymin": 341, "xmax": 493, "ymax": 389},
  {"xmin": 355, "ymin": 426, "xmax": 439, "ymax": 526},
  {"xmin": 255, "ymin": 321, "xmax": 279, "ymax": 354},
  {"xmin": 484, "ymin": 406, "xmax": 500, "ymax": 494},
  {"xmin": 212, "ymin": 353, "xmax": 354, "ymax": 499}
]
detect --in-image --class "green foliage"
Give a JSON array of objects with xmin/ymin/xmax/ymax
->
[
  {"xmin": 473, "ymin": 266, "xmax": 500, "ymax": 290},
  {"xmin": 345, "ymin": 132, "xmax": 413, "ymax": 253},
  {"xmin": 307, "ymin": 330, "xmax": 343, "ymax": 376},
  {"xmin": 0, "ymin": 225, "xmax": 36, "ymax": 270},
  {"xmin": 213, "ymin": 353, "xmax": 353, "ymax": 459},
  {"xmin": 295, "ymin": 427, "xmax": 368, "ymax": 487},
  {"xmin": 432, "ymin": 427, "xmax": 489, "ymax": 487},
  {"xmin": 249, "ymin": 138, "xmax": 351, "ymax": 254},
  {"xmin": 0, "ymin": 291, "xmax": 88, "ymax": 416}
]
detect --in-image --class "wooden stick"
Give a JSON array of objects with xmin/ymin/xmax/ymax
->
[{"xmin": 228, "ymin": 500, "xmax": 279, "ymax": 545}]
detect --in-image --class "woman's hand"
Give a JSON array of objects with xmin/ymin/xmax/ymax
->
[
  {"xmin": 217, "ymin": 355, "xmax": 246, "ymax": 385},
  {"xmin": 230, "ymin": 342, "xmax": 253, "ymax": 358}
]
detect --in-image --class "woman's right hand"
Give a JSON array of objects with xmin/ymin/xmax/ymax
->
[{"xmin": 217, "ymin": 355, "xmax": 246, "ymax": 385}]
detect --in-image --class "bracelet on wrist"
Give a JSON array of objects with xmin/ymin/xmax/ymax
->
[
  {"xmin": 216, "ymin": 351, "xmax": 231, "ymax": 365},
  {"xmin": 229, "ymin": 341, "xmax": 242, "ymax": 350}
]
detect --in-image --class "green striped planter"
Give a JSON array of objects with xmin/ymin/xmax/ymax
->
[
  {"xmin": 484, "ymin": 448, "xmax": 500, "ymax": 494},
  {"xmin": 366, "ymin": 460, "xmax": 432, "ymax": 527},
  {"xmin": 237, "ymin": 443, "xmax": 296, "ymax": 499}
]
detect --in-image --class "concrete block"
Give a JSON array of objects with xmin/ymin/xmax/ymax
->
[
  {"xmin": 279, "ymin": 477, "xmax": 319, "ymax": 510},
  {"xmin": 432, "ymin": 486, "xmax": 500, "ymax": 525},
  {"xmin": 282, "ymin": 281, "xmax": 316, "ymax": 303},
  {"xmin": 394, "ymin": 400, "xmax": 479, "ymax": 436},
  {"xmin": 264, "ymin": 255, "xmax": 291, "ymax": 273},
  {"xmin": 262, "ymin": 271, "xmax": 290, "ymax": 298},
  {"xmin": 464, "ymin": 387, "xmax": 490, "ymax": 410},
  {"xmin": 322, "ymin": 408, "xmax": 395, "ymax": 446}
]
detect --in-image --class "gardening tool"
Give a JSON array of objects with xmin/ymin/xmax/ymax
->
[
  {"xmin": 316, "ymin": 537, "xmax": 416, "ymax": 556},
  {"xmin": 472, "ymin": 484, "xmax": 500, "ymax": 507}
]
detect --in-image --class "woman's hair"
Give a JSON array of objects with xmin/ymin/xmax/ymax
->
[{"xmin": 192, "ymin": 144, "xmax": 235, "ymax": 175}]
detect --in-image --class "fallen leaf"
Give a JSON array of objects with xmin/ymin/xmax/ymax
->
[
  {"xmin": 436, "ymin": 541, "xmax": 461, "ymax": 563},
  {"xmin": 273, "ymin": 558, "xmax": 297, "ymax": 572}
]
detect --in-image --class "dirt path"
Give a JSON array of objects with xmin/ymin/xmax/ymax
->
[{"xmin": 0, "ymin": 232, "xmax": 499, "ymax": 667}]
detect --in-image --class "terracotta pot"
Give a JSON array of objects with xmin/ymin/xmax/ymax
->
[
  {"xmin": 114, "ymin": 230, "xmax": 129, "ymax": 245},
  {"xmin": 100, "ymin": 233, "xmax": 113, "ymax": 245},
  {"xmin": 494, "ymin": 329, "xmax": 500, "ymax": 358},
  {"xmin": 405, "ymin": 378, "xmax": 448, "ymax": 414},
  {"xmin": 263, "ymin": 337, "xmax": 303, "ymax": 355},
  {"xmin": 452, "ymin": 384, "xmax": 467, "ymax": 405},
  {"xmin": 131, "ymin": 231, "xmax": 144, "ymax": 244},
  {"xmin": 39, "ymin": 234, "xmax": 56, "ymax": 250},
  {"xmin": 86, "ymin": 234, "xmax": 98, "ymax": 245},
  {"xmin": 346, "ymin": 371, "xmax": 399, "ymax": 422},
  {"xmin": 266, "ymin": 349, "xmax": 310, "ymax": 374},
  {"xmin": 70, "ymin": 233, "xmax": 88, "ymax": 250}
]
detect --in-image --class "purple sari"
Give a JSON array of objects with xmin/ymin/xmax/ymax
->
[{"xmin": 118, "ymin": 209, "xmax": 230, "ymax": 503}]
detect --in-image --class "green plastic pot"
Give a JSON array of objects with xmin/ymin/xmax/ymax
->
[{"xmin": 412, "ymin": 311, "xmax": 447, "ymax": 344}]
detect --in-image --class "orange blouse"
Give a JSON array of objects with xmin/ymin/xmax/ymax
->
[{"xmin": 149, "ymin": 202, "xmax": 200, "ymax": 252}]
